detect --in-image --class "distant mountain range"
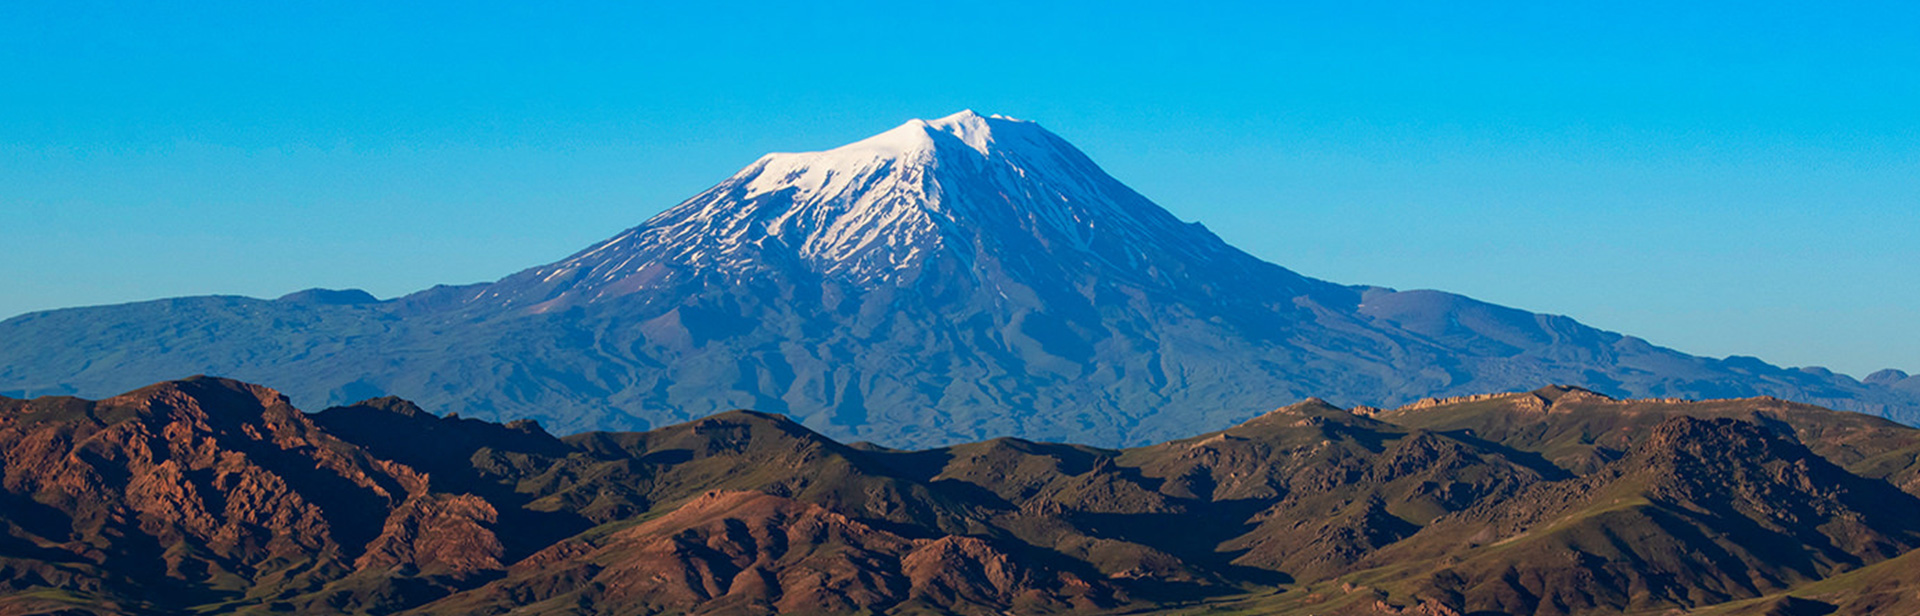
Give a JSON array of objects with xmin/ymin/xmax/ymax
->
[
  {"xmin": 2, "ymin": 111, "xmax": 1916, "ymax": 447},
  {"xmin": 2, "ymin": 377, "xmax": 1916, "ymax": 615}
]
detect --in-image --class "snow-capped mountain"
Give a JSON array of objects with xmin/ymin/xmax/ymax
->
[
  {"xmin": 4, "ymin": 111, "xmax": 1917, "ymax": 447},
  {"xmin": 476, "ymin": 110, "xmax": 1291, "ymax": 311}
]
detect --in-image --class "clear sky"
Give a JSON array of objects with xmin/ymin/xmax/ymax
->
[{"xmin": 3, "ymin": 1, "xmax": 1916, "ymax": 378}]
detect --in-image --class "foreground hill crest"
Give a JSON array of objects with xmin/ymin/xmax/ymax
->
[{"xmin": 2, "ymin": 377, "xmax": 1917, "ymax": 615}]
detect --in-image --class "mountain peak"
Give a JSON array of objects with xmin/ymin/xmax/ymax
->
[
  {"xmin": 485, "ymin": 111, "xmax": 1250, "ymax": 309},
  {"xmin": 921, "ymin": 109, "xmax": 1035, "ymax": 156},
  {"xmin": 737, "ymin": 110, "xmax": 1080, "ymax": 208},
  {"xmin": 760, "ymin": 110, "xmax": 1052, "ymax": 173}
]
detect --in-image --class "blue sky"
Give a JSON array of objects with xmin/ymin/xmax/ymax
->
[{"xmin": 2, "ymin": 1, "xmax": 1916, "ymax": 377}]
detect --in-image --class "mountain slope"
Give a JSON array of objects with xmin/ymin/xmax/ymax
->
[
  {"xmin": 3, "ymin": 378, "xmax": 1919, "ymax": 615},
  {"xmin": 411, "ymin": 490, "xmax": 1110, "ymax": 616},
  {"xmin": 0, "ymin": 379, "xmax": 1140, "ymax": 614},
  {"xmin": 0, "ymin": 377, "xmax": 508, "ymax": 614},
  {"xmin": 1699, "ymin": 548, "xmax": 1920, "ymax": 616},
  {"xmin": 1377, "ymin": 386, "xmax": 1920, "ymax": 494},
  {"xmin": 1354, "ymin": 416, "xmax": 1920, "ymax": 615},
  {"xmin": 2, "ymin": 111, "xmax": 1916, "ymax": 448}
]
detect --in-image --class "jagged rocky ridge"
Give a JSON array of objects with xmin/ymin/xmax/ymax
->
[
  {"xmin": 2, "ymin": 111, "xmax": 1918, "ymax": 448},
  {"xmin": 2, "ymin": 378, "xmax": 1918, "ymax": 615}
]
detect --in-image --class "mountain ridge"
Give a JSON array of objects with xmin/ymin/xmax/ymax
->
[
  {"xmin": 3, "ymin": 376, "xmax": 1918, "ymax": 615},
  {"xmin": 1, "ymin": 111, "xmax": 1916, "ymax": 448}
]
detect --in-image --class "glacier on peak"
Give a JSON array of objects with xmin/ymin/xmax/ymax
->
[
  {"xmin": 790, "ymin": 109, "xmax": 1015, "ymax": 159},
  {"xmin": 737, "ymin": 109, "xmax": 1077, "ymax": 201}
]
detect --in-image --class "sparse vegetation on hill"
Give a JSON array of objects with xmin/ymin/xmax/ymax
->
[{"xmin": 1, "ymin": 378, "xmax": 1917, "ymax": 615}]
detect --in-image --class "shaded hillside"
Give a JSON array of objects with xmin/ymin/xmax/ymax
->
[
  {"xmin": 0, "ymin": 378, "xmax": 503, "ymax": 615},
  {"xmin": 1376, "ymin": 386, "xmax": 1920, "ymax": 495},
  {"xmin": 5, "ymin": 112, "xmax": 1918, "ymax": 449},
  {"xmin": 1355, "ymin": 416, "xmax": 1920, "ymax": 615},
  {"xmin": 1, "ymin": 378, "xmax": 1918, "ymax": 615},
  {"xmin": 1699, "ymin": 548, "xmax": 1920, "ymax": 616}
]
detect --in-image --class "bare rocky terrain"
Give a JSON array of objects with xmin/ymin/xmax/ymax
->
[{"xmin": 2, "ymin": 377, "xmax": 1917, "ymax": 615}]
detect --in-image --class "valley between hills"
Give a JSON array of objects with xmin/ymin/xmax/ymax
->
[{"xmin": 3, "ymin": 376, "xmax": 1918, "ymax": 615}]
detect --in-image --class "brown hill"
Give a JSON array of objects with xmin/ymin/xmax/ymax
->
[
  {"xmin": 0, "ymin": 377, "xmax": 502, "ymax": 614},
  {"xmin": 1378, "ymin": 386, "xmax": 1920, "ymax": 493},
  {"xmin": 414, "ymin": 490, "xmax": 1108, "ymax": 616},
  {"xmin": 1349, "ymin": 416, "xmax": 1920, "ymax": 615},
  {"xmin": 1, "ymin": 379, "xmax": 1917, "ymax": 615},
  {"xmin": 1700, "ymin": 548, "xmax": 1920, "ymax": 616}
]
